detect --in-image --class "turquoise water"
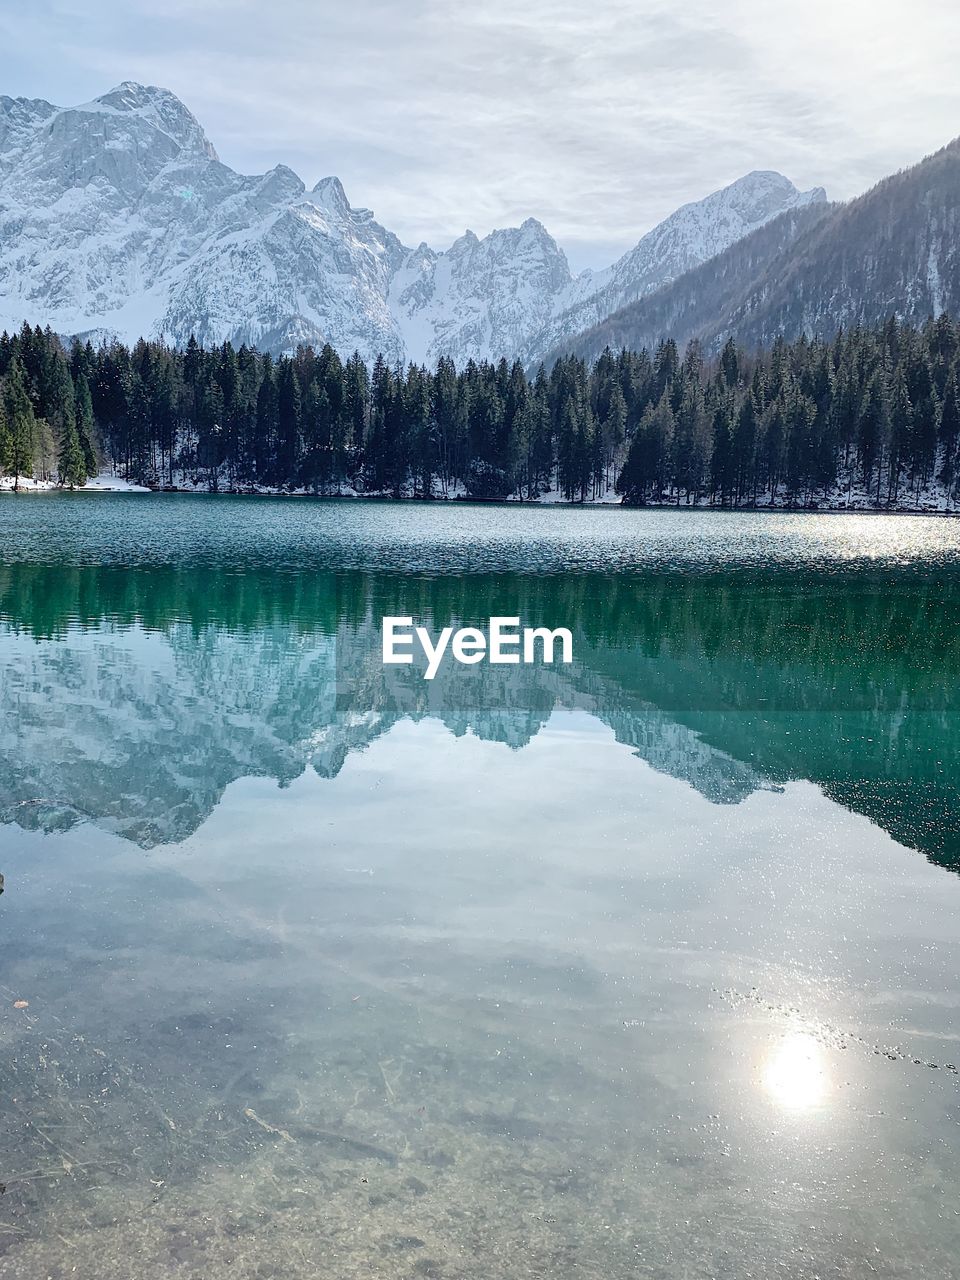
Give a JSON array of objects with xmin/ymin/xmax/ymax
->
[{"xmin": 1, "ymin": 495, "xmax": 959, "ymax": 1278}]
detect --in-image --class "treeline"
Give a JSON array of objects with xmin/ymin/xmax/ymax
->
[{"xmin": 1, "ymin": 316, "xmax": 960, "ymax": 504}]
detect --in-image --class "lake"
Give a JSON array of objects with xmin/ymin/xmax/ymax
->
[{"xmin": 1, "ymin": 494, "xmax": 959, "ymax": 1279}]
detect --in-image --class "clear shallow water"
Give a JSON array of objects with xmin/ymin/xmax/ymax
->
[{"xmin": 1, "ymin": 495, "xmax": 959, "ymax": 1279}]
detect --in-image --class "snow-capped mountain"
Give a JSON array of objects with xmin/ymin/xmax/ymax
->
[
  {"xmin": 0, "ymin": 81, "xmax": 825, "ymax": 363},
  {"xmin": 526, "ymin": 171, "xmax": 826, "ymax": 363},
  {"xmin": 390, "ymin": 218, "xmax": 573, "ymax": 366},
  {"xmin": 0, "ymin": 83, "xmax": 408, "ymax": 360}
]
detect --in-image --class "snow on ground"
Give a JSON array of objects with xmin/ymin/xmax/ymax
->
[
  {"xmin": 0, "ymin": 476, "xmax": 57, "ymax": 491},
  {"xmin": 533, "ymin": 483, "xmax": 622, "ymax": 505},
  {"xmin": 0, "ymin": 472, "xmax": 151, "ymax": 493},
  {"xmin": 146, "ymin": 469, "xmax": 960, "ymax": 512},
  {"xmin": 81, "ymin": 474, "xmax": 152, "ymax": 492}
]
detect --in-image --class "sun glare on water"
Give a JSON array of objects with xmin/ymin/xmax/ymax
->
[{"xmin": 763, "ymin": 1032, "xmax": 830, "ymax": 1111}]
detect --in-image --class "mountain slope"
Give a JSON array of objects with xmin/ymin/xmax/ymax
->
[
  {"xmin": 714, "ymin": 138, "xmax": 960, "ymax": 346},
  {"xmin": 523, "ymin": 171, "xmax": 825, "ymax": 363},
  {"xmin": 0, "ymin": 82, "xmax": 824, "ymax": 362},
  {"xmin": 553, "ymin": 138, "xmax": 960, "ymax": 362},
  {"xmin": 540, "ymin": 201, "xmax": 836, "ymax": 365}
]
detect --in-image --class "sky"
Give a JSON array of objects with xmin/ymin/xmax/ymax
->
[{"xmin": 3, "ymin": 0, "xmax": 960, "ymax": 271}]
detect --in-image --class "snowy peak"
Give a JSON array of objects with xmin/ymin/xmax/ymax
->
[
  {"xmin": 311, "ymin": 174, "xmax": 351, "ymax": 217},
  {"xmin": 392, "ymin": 216, "xmax": 573, "ymax": 365},
  {"xmin": 1, "ymin": 80, "xmax": 221, "ymax": 208},
  {"xmin": 697, "ymin": 169, "xmax": 821, "ymax": 220},
  {"xmin": 608, "ymin": 170, "xmax": 825, "ymax": 295},
  {"xmin": 256, "ymin": 163, "xmax": 306, "ymax": 206},
  {"xmin": 88, "ymin": 81, "xmax": 219, "ymax": 160},
  {"xmin": 307, "ymin": 175, "xmax": 385, "ymax": 232},
  {"xmin": 522, "ymin": 169, "xmax": 827, "ymax": 363}
]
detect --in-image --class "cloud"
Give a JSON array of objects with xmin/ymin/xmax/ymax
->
[{"xmin": 3, "ymin": 0, "xmax": 960, "ymax": 269}]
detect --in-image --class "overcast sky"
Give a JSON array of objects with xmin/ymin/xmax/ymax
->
[{"xmin": 3, "ymin": 0, "xmax": 960, "ymax": 270}]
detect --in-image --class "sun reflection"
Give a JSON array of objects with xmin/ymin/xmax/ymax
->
[{"xmin": 763, "ymin": 1032, "xmax": 830, "ymax": 1111}]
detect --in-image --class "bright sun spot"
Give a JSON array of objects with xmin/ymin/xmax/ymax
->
[{"xmin": 762, "ymin": 1032, "xmax": 830, "ymax": 1111}]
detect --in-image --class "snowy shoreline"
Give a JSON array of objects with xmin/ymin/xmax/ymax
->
[
  {"xmin": 0, "ymin": 474, "xmax": 151, "ymax": 493},
  {"xmin": 2, "ymin": 473, "xmax": 957, "ymax": 515}
]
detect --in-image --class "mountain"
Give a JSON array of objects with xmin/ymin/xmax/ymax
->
[
  {"xmin": 388, "ymin": 172, "xmax": 824, "ymax": 366},
  {"xmin": 523, "ymin": 171, "xmax": 826, "ymax": 363},
  {"xmin": 553, "ymin": 138, "xmax": 960, "ymax": 363},
  {"xmin": 539, "ymin": 202, "xmax": 836, "ymax": 366},
  {"xmin": 0, "ymin": 82, "xmax": 824, "ymax": 362},
  {"xmin": 0, "ymin": 83, "xmax": 408, "ymax": 361},
  {"xmin": 390, "ymin": 219, "xmax": 574, "ymax": 366}
]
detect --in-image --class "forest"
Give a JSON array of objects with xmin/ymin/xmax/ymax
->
[{"xmin": 0, "ymin": 315, "xmax": 959, "ymax": 506}]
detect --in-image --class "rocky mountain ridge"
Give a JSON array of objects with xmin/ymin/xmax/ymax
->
[{"xmin": 0, "ymin": 81, "xmax": 825, "ymax": 363}]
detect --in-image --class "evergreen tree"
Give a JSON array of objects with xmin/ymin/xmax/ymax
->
[
  {"xmin": 74, "ymin": 373, "xmax": 98, "ymax": 476},
  {"xmin": 275, "ymin": 358, "xmax": 302, "ymax": 486},
  {"xmin": 733, "ymin": 393, "xmax": 758, "ymax": 504},
  {"xmin": 710, "ymin": 397, "xmax": 734, "ymax": 504},
  {"xmin": 938, "ymin": 372, "xmax": 960, "ymax": 489},
  {"xmin": 2, "ymin": 357, "xmax": 37, "ymax": 489},
  {"xmin": 255, "ymin": 355, "xmax": 279, "ymax": 485},
  {"xmin": 888, "ymin": 368, "xmax": 913, "ymax": 502},
  {"xmin": 58, "ymin": 412, "xmax": 87, "ymax": 487}
]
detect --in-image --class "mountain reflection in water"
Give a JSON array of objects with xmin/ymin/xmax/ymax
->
[{"xmin": 1, "ymin": 558, "xmax": 957, "ymax": 870}]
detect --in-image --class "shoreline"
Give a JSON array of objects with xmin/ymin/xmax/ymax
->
[{"xmin": 2, "ymin": 482, "xmax": 957, "ymax": 517}]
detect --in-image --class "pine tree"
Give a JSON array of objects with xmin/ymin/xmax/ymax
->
[
  {"xmin": 255, "ymin": 356, "xmax": 279, "ymax": 485},
  {"xmin": 74, "ymin": 374, "xmax": 98, "ymax": 476},
  {"xmin": 720, "ymin": 337, "xmax": 741, "ymax": 389},
  {"xmin": 857, "ymin": 370, "xmax": 888, "ymax": 497},
  {"xmin": 197, "ymin": 376, "xmax": 225, "ymax": 488},
  {"xmin": 2, "ymin": 357, "xmax": 37, "ymax": 489},
  {"xmin": 888, "ymin": 368, "xmax": 913, "ymax": 502},
  {"xmin": 710, "ymin": 397, "xmax": 734, "ymax": 504},
  {"xmin": 275, "ymin": 358, "xmax": 302, "ymax": 487},
  {"xmin": 762, "ymin": 398, "xmax": 786, "ymax": 503},
  {"xmin": 601, "ymin": 385, "xmax": 627, "ymax": 494},
  {"xmin": 732, "ymin": 394, "xmax": 758, "ymax": 504},
  {"xmin": 431, "ymin": 355, "xmax": 458, "ymax": 494},
  {"xmin": 58, "ymin": 412, "xmax": 87, "ymax": 488},
  {"xmin": 0, "ymin": 392, "xmax": 10, "ymax": 476},
  {"xmin": 300, "ymin": 381, "xmax": 332, "ymax": 493},
  {"xmin": 617, "ymin": 394, "xmax": 674, "ymax": 504},
  {"xmin": 556, "ymin": 396, "xmax": 579, "ymax": 501},
  {"xmin": 938, "ymin": 371, "xmax": 960, "ymax": 489}
]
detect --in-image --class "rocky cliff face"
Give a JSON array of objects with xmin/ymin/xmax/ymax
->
[{"xmin": 0, "ymin": 82, "xmax": 824, "ymax": 363}]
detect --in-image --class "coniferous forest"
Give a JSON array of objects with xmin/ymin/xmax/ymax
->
[{"xmin": 1, "ymin": 315, "xmax": 959, "ymax": 507}]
